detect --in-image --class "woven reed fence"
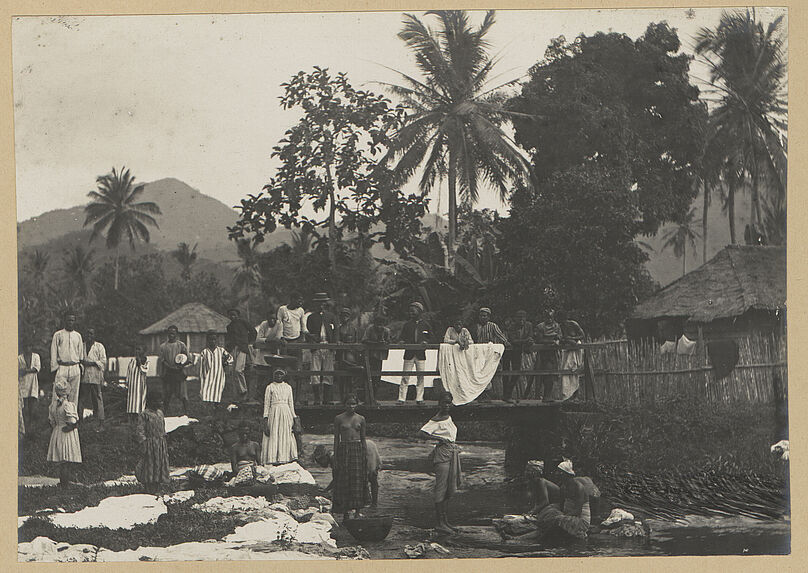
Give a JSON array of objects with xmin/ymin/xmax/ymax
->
[{"xmin": 583, "ymin": 332, "xmax": 787, "ymax": 407}]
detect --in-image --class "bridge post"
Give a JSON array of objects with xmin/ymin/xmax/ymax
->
[{"xmin": 503, "ymin": 404, "xmax": 564, "ymax": 477}]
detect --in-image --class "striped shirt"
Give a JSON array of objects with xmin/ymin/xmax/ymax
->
[
  {"xmin": 474, "ymin": 321, "xmax": 509, "ymax": 345},
  {"xmin": 200, "ymin": 346, "xmax": 231, "ymax": 403},
  {"xmin": 126, "ymin": 358, "xmax": 149, "ymax": 414}
]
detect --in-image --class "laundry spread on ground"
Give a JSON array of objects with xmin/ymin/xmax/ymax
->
[
  {"xmin": 164, "ymin": 415, "xmax": 199, "ymax": 433},
  {"xmin": 438, "ymin": 343, "xmax": 504, "ymax": 405},
  {"xmin": 47, "ymin": 495, "xmax": 168, "ymax": 530}
]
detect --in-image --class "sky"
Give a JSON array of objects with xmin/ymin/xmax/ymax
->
[{"xmin": 12, "ymin": 7, "xmax": 788, "ymax": 222}]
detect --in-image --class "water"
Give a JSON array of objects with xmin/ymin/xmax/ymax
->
[{"xmin": 303, "ymin": 434, "xmax": 790, "ymax": 557}]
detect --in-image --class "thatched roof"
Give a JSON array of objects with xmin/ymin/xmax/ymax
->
[
  {"xmin": 631, "ymin": 245, "xmax": 786, "ymax": 323},
  {"xmin": 139, "ymin": 302, "xmax": 229, "ymax": 335}
]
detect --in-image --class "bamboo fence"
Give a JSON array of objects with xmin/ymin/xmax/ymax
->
[{"xmin": 583, "ymin": 332, "xmax": 787, "ymax": 407}]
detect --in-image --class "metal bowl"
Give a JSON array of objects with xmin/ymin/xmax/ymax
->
[{"xmin": 343, "ymin": 515, "xmax": 394, "ymax": 542}]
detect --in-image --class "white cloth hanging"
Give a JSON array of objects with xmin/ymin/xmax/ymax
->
[
  {"xmin": 676, "ymin": 335, "xmax": 697, "ymax": 355},
  {"xmin": 659, "ymin": 340, "xmax": 677, "ymax": 354},
  {"xmin": 438, "ymin": 343, "xmax": 504, "ymax": 405},
  {"xmin": 382, "ymin": 348, "xmax": 440, "ymax": 387}
]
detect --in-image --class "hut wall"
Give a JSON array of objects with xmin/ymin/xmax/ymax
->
[{"xmin": 585, "ymin": 331, "xmax": 787, "ymax": 407}]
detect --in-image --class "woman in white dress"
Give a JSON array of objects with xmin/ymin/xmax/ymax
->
[{"xmin": 261, "ymin": 368, "xmax": 298, "ymax": 465}]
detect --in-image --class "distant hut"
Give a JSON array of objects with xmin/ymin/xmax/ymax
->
[
  {"xmin": 139, "ymin": 302, "xmax": 229, "ymax": 354},
  {"xmin": 627, "ymin": 245, "xmax": 786, "ymax": 341}
]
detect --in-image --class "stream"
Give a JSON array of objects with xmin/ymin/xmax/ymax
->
[{"xmin": 303, "ymin": 434, "xmax": 790, "ymax": 558}]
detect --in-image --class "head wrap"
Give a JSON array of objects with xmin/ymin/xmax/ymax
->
[
  {"xmin": 410, "ymin": 302, "xmax": 424, "ymax": 312},
  {"xmin": 54, "ymin": 381, "xmax": 70, "ymax": 398},
  {"xmin": 273, "ymin": 368, "xmax": 287, "ymax": 379},
  {"xmin": 479, "ymin": 307, "xmax": 492, "ymax": 314},
  {"xmin": 526, "ymin": 460, "xmax": 544, "ymax": 478},
  {"xmin": 558, "ymin": 459, "xmax": 575, "ymax": 475}
]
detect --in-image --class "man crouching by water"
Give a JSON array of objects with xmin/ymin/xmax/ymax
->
[
  {"xmin": 313, "ymin": 439, "xmax": 382, "ymax": 509},
  {"xmin": 556, "ymin": 458, "xmax": 600, "ymax": 527}
]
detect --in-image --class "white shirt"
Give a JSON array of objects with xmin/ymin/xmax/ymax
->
[
  {"xmin": 50, "ymin": 329, "xmax": 85, "ymax": 372},
  {"xmin": 278, "ymin": 305, "xmax": 307, "ymax": 339}
]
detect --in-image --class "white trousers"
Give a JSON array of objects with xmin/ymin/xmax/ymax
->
[{"xmin": 399, "ymin": 358, "xmax": 426, "ymax": 402}]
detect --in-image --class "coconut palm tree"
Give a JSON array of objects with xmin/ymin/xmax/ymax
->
[
  {"xmin": 695, "ymin": 9, "xmax": 787, "ymax": 235},
  {"xmin": 662, "ymin": 208, "xmax": 702, "ymax": 277},
  {"xmin": 380, "ymin": 10, "xmax": 532, "ymax": 271},
  {"xmin": 172, "ymin": 242, "xmax": 198, "ymax": 281},
  {"xmin": 63, "ymin": 245, "xmax": 96, "ymax": 301},
  {"xmin": 83, "ymin": 166, "xmax": 161, "ymax": 290},
  {"xmin": 27, "ymin": 249, "xmax": 50, "ymax": 283}
]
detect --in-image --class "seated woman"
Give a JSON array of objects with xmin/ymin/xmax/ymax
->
[{"xmin": 228, "ymin": 424, "xmax": 261, "ymax": 486}]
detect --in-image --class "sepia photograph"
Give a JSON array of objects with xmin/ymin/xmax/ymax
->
[{"xmin": 13, "ymin": 6, "xmax": 790, "ymax": 563}]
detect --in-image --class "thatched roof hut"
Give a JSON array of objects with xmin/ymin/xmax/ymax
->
[
  {"xmin": 627, "ymin": 245, "xmax": 786, "ymax": 340},
  {"xmin": 139, "ymin": 302, "xmax": 229, "ymax": 353}
]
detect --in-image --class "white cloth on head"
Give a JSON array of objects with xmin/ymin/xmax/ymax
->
[
  {"xmin": 558, "ymin": 459, "xmax": 574, "ymax": 475},
  {"xmin": 437, "ymin": 343, "xmax": 504, "ymax": 405}
]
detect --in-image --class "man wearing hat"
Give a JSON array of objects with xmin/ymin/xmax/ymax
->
[
  {"xmin": 397, "ymin": 302, "xmax": 432, "ymax": 404},
  {"xmin": 305, "ymin": 293, "xmax": 337, "ymax": 405},
  {"xmin": 158, "ymin": 325, "xmax": 189, "ymax": 416}
]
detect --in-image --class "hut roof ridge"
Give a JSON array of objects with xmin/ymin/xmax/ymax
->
[{"xmin": 139, "ymin": 302, "xmax": 230, "ymax": 335}]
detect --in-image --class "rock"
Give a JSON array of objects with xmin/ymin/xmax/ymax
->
[
  {"xmin": 291, "ymin": 508, "xmax": 317, "ymax": 523},
  {"xmin": 604, "ymin": 520, "xmax": 650, "ymax": 539}
]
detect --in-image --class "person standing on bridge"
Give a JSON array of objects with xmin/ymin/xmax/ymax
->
[
  {"xmin": 502, "ymin": 310, "xmax": 533, "ymax": 403},
  {"xmin": 474, "ymin": 307, "xmax": 509, "ymax": 401},
  {"xmin": 533, "ymin": 309, "xmax": 561, "ymax": 402},
  {"xmin": 419, "ymin": 391, "xmax": 462, "ymax": 534},
  {"xmin": 306, "ymin": 293, "xmax": 337, "ymax": 405},
  {"xmin": 398, "ymin": 302, "xmax": 431, "ymax": 404}
]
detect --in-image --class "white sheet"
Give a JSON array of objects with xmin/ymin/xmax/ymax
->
[
  {"xmin": 48, "ymin": 495, "xmax": 167, "ymax": 530},
  {"xmin": 438, "ymin": 343, "xmax": 504, "ymax": 405},
  {"xmin": 381, "ymin": 348, "xmax": 440, "ymax": 387}
]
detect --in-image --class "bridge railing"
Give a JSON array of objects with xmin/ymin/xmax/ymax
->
[{"xmin": 252, "ymin": 341, "xmax": 585, "ymax": 405}]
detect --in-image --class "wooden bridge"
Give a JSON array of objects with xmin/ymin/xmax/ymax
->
[{"xmin": 252, "ymin": 341, "xmax": 594, "ymax": 408}]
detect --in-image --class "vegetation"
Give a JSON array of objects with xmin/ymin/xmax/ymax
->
[
  {"xmin": 83, "ymin": 167, "xmax": 162, "ymax": 290},
  {"xmin": 171, "ymin": 242, "xmax": 198, "ymax": 281},
  {"xmin": 661, "ymin": 207, "xmax": 702, "ymax": 276},
  {"xmin": 379, "ymin": 10, "xmax": 531, "ymax": 271}
]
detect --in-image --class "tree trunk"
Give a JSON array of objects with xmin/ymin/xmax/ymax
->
[
  {"xmin": 751, "ymin": 157, "xmax": 760, "ymax": 231},
  {"xmin": 682, "ymin": 241, "xmax": 687, "ymax": 277},
  {"xmin": 702, "ymin": 179, "xmax": 709, "ymax": 263},
  {"xmin": 447, "ymin": 149, "xmax": 457, "ymax": 274},
  {"xmin": 114, "ymin": 246, "xmax": 120, "ymax": 290},
  {"xmin": 727, "ymin": 182, "xmax": 737, "ymax": 245}
]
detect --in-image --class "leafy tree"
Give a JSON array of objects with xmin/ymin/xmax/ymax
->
[
  {"xmin": 661, "ymin": 207, "xmax": 701, "ymax": 276},
  {"xmin": 695, "ymin": 9, "xmax": 787, "ymax": 238},
  {"xmin": 380, "ymin": 10, "xmax": 532, "ymax": 270},
  {"xmin": 510, "ymin": 24, "xmax": 707, "ymax": 234},
  {"xmin": 229, "ymin": 68, "xmax": 426, "ymax": 273},
  {"xmin": 62, "ymin": 245, "xmax": 96, "ymax": 301},
  {"xmin": 499, "ymin": 165, "xmax": 656, "ymax": 337},
  {"xmin": 172, "ymin": 242, "xmax": 198, "ymax": 281},
  {"xmin": 83, "ymin": 167, "xmax": 162, "ymax": 290}
]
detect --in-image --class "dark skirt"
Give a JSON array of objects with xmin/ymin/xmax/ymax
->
[
  {"xmin": 333, "ymin": 441, "xmax": 368, "ymax": 513},
  {"xmin": 136, "ymin": 436, "xmax": 170, "ymax": 485}
]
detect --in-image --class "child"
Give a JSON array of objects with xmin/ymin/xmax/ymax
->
[
  {"xmin": 47, "ymin": 382, "xmax": 82, "ymax": 487},
  {"xmin": 314, "ymin": 439, "xmax": 381, "ymax": 508},
  {"xmin": 444, "ymin": 317, "xmax": 473, "ymax": 350},
  {"xmin": 135, "ymin": 392, "xmax": 170, "ymax": 493},
  {"xmin": 126, "ymin": 345, "xmax": 149, "ymax": 423},
  {"xmin": 332, "ymin": 394, "xmax": 369, "ymax": 520}
]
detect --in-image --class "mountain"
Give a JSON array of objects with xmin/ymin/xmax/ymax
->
[{"xmin": 643, "ymin": 186, "xmax": 754, "ymax": 287}]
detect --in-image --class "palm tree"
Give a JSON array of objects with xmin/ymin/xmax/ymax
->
[
  {"xmin": 662, "ymin": 208, "xmax": 702, "ymax": 277},
  {"xmin": 83, "ymin": 166, "xmax": 162, "ymax": 290},
  {"xmin": 172, "ymin": 242, "xmax": 198, "ymax": 281},
  {"xmin": 695, "ymin": 9, "xmax": 787, "ymax": 235},
  {"xmin": 231, "ymin": 238, "xmax": 262, "ymax": 321},
  {"xmin": 380, "ymin": 10, "xmax": 532, "ymax": 271},
  {"xmin": 28, "ymin": 249, "xmax": 50, "ymax": 283},
  {"xmin": 63, "ymin": 245, "xmax": 96, "ymax": 300}
]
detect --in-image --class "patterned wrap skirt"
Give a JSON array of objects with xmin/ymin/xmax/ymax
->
[
  {"xmin": 333, "ymin": 441, "xmax": 369, "ymax": 513},
  {"xmin": 135, "ymin": 436, "xmax": 170, "ymax": 485}
]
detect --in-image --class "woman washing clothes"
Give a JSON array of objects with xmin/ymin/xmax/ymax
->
[
  {"xmin": 261, "ymin": 369, "xmax": 298, "ymax": 465},
  {"xmin": 47, "ymin": 382, "xmax": 82, "ymax": 486},
  {"xmin": 418, "ymin": 391, "xmax": 462, "ymax": 535},
  {"xmin": 332, "ymin": 394, "xmax": 369, "ymax": 521}
]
